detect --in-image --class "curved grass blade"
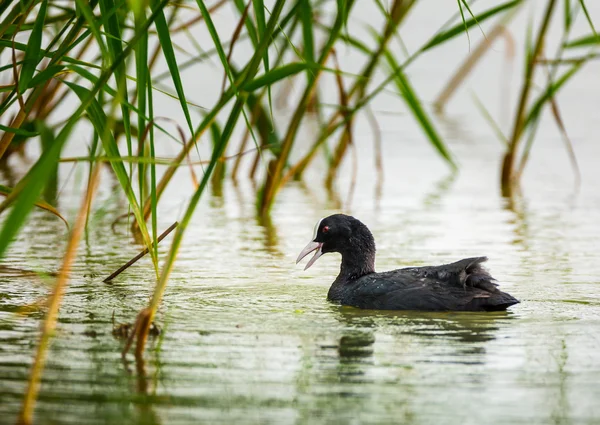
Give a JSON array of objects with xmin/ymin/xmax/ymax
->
[
  {"xmin": 17, "ymin": 0, "xmax": 47, "ymax": 94},
  {"xmin": 564, "ymin": 34, "xmax": 600, "ymax": 48},
  {"xmin": 26, "ymin": 64, "xmax": 65, "ymax": 89},
  {"xmin": 196, "ymin": 0, "xmax": 260, "ymax": 161},
  {"xmin": 0, "ymin": 122, "xmax": 38, "ymax": 136},
  {"xmin": 0, "ymin": 184, "xmax": 69, "ymax": 228},
  {"xmin": 0, "ymin": 121, "xmax": 67, "ymax": 259},
  {"xmin": 523, "ymin": 62, "xmax": 582, "ymax": 130},
  {"xmin": 456, "ymin": 0, "xmax": 471, "ymax": 49},
  {"xmin": 422, "ymin": 0, "xmax": 521, "ymax": 52}
]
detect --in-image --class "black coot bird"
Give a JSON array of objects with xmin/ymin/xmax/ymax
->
[{"xmin": 296, "ymin": 214, "xmax": 519, "ymax": 312}]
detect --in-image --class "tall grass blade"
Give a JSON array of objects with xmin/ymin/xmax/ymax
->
[
  {"xmin": 133, "ymin": 6, "xmax": 149, "ymax": 203},
  {"xmin": 130, "ymin": 0, "xmax": 288, "ymax": 357},
  {"xmin": 64, "ymin": 80, "xmax": 158, "ymax": 271},
  {"xmin": 17, "ymin": 0, "xmax": 47, "ymax": 94},
  {"xmin": 196, "ymin": 0, "xmax": 235, "ymax": 88},
  {"xmin": 251, "ymin": 0, "xmax": 273, "ymax": 120},
  {"xmin": 300, "ymin": 0, "xmax": 315, "ymax": 63},
  {"xmin": 564, "ymin": 0, "xmax": 572, "ymax": 30},
  {"xmin": 577, "ymin": 0, "xmax": 599, "ymax": 41},
  {"xmin": 384, "ymin": 51, "xmax": 456, "ymax": 169},
  {"xmin": 73, "ymin": 0, "xmax": 108, "ymax": 63},
  {"xmin": 151, "ymin": 0, "xmax": 196, "ymax": 145}
]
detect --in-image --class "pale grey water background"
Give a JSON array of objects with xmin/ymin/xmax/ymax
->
[{"xmin": 1, "ymin": 1, "xmax": 600, "ymax": 424}]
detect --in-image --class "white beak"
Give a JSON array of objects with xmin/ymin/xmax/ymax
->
[{"xmin": 296, "ymin": 241, "xmax": 324, "ymax": 270}]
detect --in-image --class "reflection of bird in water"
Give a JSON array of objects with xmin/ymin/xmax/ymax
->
[
  {"xmin": 314, "ymin": 329, "xmax": 376, "ymax": 390},
  {"xmin": 332, "ymin": 306, "xmax": 515, "ymax": 360},
  {"xmin": 338, "ymin": 330, "xmax": 375, "ymax": 360}
]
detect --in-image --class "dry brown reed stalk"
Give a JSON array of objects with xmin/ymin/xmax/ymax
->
[
  {"xmin": 365, "ymin": 105, "xmax": 383, "ymax": 183},
  {"xmin": 17, "ymin": 164, "xmax": 101, "ymax": 425},
  {"xmin": 147, "ymin": 4, "xmax": 182, "ymax": 76},
  {"xmin": 364, "ymin": 105, "xmax": 384, "ymax": 205},
  {"xmin": 325, "ymin": 50, "xmax": 353, "ymax": 189},
  {"xmin": 121, "ymin": 307, "xmax": 153, "ymax": 360},
  {"xmin": 278, "ymin": 0, "xmax": 416, "ymax": 193},
  {"xmin": 134, "ymin": 108, "xmax": 217, "ymax": 230},
  {"xmin": 170, "ymin": 0, "xmax": 228, "ymax": 33},
  {"xmin": 546, "ymin": 96, "xmax": 580, "ymax": 187},
  {"xmin": 434, "ymin": 10, "xmax": 519, "ymax": 113},
  {"xmin": 39, "ymin": 36, "xmax": 96, "ymax": 118},
  {"xmin": 258, "ymin": 2, "xmax": 358, "ymax": 215},
  {"xmin": 0, "ymin": 8, "xmax": 93, "ymax": 160},
  {"xmin": 514, "ymin": 54, "xmax": 582, "ymax": 186},
  {"xmin": 103, "ymin": 221, "xmax": 178, "ymax": 283},
  {"xmin": 221, "ymin": 0, "xmax": 251, "ymax": 94},
  {"xmin": 231, "ymin": 126, "xmax": 252, "ymax": 180},
  {"xmin": 11, "ymin": 35, "xmax": 26, "ymax": 110},
  {"xmin": 501, "ymin": 0, "xmax": 557, "ymax": 196}
]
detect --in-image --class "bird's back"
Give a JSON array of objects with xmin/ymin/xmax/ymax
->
[{"xmin": 329, "ymin": 257, "xmax": 519, "ymax": 312}]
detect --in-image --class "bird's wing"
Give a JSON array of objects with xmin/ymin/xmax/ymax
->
[
  {"xmin": 394, "ymin": 256, "xmax": 499, "ymax": 292},
  {"xmin": 351, "ymin": 272, "xmax": 489, "ymax": 311}
]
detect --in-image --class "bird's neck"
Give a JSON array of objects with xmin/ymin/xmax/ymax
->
[
  {"xmin": 328, "ymin": 249, "xmax": 375, "ymax": 302},
  {"xmin": 338, "ymin": 247, "xmax": 376, "ymax": 281}
]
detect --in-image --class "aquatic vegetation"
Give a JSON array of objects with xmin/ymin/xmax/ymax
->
[{"xmin": 0, "ymin": 0, "xmax": 598, "ymax": 423}]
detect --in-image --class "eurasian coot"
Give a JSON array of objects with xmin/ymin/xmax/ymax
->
[{"xmin": 296, "ymin": 214, "xmax": 519, "ymax": 312}]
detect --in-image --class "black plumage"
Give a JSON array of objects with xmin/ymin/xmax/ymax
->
[{"xmin": 296, "ymin": 214, "xmax": 519, "ymax": 312}]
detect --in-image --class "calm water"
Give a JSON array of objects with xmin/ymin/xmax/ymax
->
[{"xmin": 2, "ymin": 2, "xmax": 600, "ymax": 424}]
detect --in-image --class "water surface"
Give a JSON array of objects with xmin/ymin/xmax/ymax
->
[{"xmin": 1, "ymin": 2, "xmax": 600, "ymax": 424}]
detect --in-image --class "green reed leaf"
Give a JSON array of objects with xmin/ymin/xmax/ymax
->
[{"xmin": 17, "ymin": 0, "xmax": 47, "ymax": 93}]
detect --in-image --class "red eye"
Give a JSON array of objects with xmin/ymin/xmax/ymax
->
[{"xmin": 322, "ymin": 226, "xmax": 330, "ymax": 233}]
